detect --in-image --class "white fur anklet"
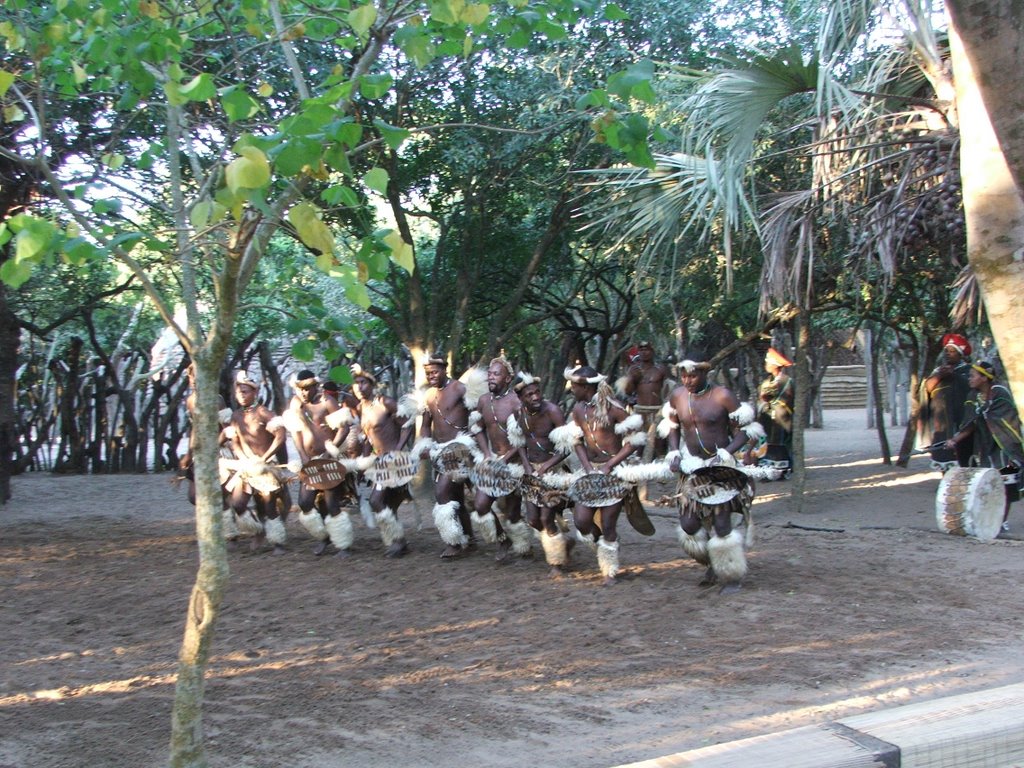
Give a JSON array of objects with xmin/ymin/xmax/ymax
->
[
  {"xmin": 324, "ymin": 511, "xmax": 354, "ymax": 550},
  {"xmin": 298, "ymin": 509, "xmax": 328, "ymax": 541},
  {"xmin": 471, "ymin": 510, "xmax": 498, "ymax": 544},
  {"xmin": 433, "ymin": 501, "xmax": 469, "ymax": 547},
  {"xmin": 708, "ymin": 529, "xmax": 747, "ymax": 583},
  {"xmin": 375, "ymin": 507, "xmax": 405, "ymax": 546},
  {"xmin": 264, "ymin": 516, "xmax": 287, "ymax": 546},
  {"xmin": 597, "ymin": 537, "xmax": 620, "ymax": 579},
  {"xmin": 541, "ymin": 530, "xmax": 570, "ymax": 567}
]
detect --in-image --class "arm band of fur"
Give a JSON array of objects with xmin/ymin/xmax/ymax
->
[
  {"xmin": 729, "ymin": 402, "xmax": 755, "ymax": 426},
  {"xmin": 614, "ymin": 413, "xmax": 643, "ymax": 436},
  {"xmin": 282, "ymin": 409, "xmax": 304, "ymax": 434},
  {"xmin": 549, "ymin": 423, "xmax": 583, "ymax": 453},
  {"xmin": 266, "ymin": 416, "xmax": 285, "ymax": 433},
  {"xmin": 218, "ymin": 408, "xmax": 233, "ymax": 425},
  {"xmin": 468, "ymin": 410, "xmax": 483, "ymax": 435},
  {"xmin": 742, "ymin": 421, "xmax": 766, "ymax": 440},
  {"xmin": 396, "ymin": 394, "xmax": 420, "ymax": 421},
  {"xmin": 627, "ymin": 431, "xmax": 647, "ymax": 448},
  {"xmin": 325, "ymin": 407, "xmax": 353, "ymax": 430},
  {"xmin": 410, "ymin": 437, "xmax": 435, "ymax": 458},
  {"xmin": 506, "ymin": 414, "xmax": 526, "ymax": 448}
]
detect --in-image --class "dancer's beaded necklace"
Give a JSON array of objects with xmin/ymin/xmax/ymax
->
[{"xmin": 688, "ymin": 382, "xmax": 715, "ymax": 457}]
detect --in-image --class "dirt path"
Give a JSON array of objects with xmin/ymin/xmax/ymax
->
[{"xmin": 2, "ymin": 410, "xmax": 1022, "ymax": 767}]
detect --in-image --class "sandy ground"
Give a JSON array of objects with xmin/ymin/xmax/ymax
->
[{"xmin": 1, "ymin": 409, "xmax": 1023, "ymax": 768}]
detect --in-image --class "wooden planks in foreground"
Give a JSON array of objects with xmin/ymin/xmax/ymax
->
[{"xmin": 615, "ymin": 683, "xmax": 1024, "ymax": 768}]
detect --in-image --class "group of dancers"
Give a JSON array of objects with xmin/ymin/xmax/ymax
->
[{"xmin": 182, "ymin": 351, "xmax": 778, "ymax": 591}]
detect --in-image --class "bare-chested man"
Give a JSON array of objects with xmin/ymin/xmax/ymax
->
[
  {"xmin": 337, "ymin": 365, "xmax": 414, "ymax": 558},
  {"xmin": 553, "ymin": 365, "xmax": 642, "ymax": 586},
  {"xmin": 618, "ymin": 341, "xmax": 671, "ymax": 497},
  {"xmin": 416, "ymin": 354, "xmax": 481, "ymax": 559},
  {"xmin": 224, "ymin": 371, "xmax": 291, "ymax": 554},
  {"xmin": 470, "ymin": 355, "xmax": 534, "ymax": 561},
  {"xmin": 660, "ymin": 357, "xmax": 762, "ymax": 591},
  {"xmin": 282, "ymin": 370, "xmax": 354, "ymax": 557},
  {"xmin": 512, "ymin": 373, "xmax": 574, "ymax": 576}
]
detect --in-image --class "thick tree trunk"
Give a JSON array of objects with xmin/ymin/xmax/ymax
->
[
  {"xmin": 168, "ymin": 356, "xmax": 230, "ymax": 768},
  {"xmin": 949, "ymin": 16, "xmax": 1024, "ymax": 421}
]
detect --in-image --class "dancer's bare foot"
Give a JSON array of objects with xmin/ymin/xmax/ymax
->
[
  {"xmin": 385, "ymin": 540, "xmax": 409, "ymax": 558},
  {"xmin": 494, "ymin": 539, "xmax": 512, "ymax": 562},
  {"xmin": 440, "ymin": 544, "xmax": 466, "ymax": 560},
  {"xmin": 312, "ymin": 540, "xmax": 331, "ymax": 556}
]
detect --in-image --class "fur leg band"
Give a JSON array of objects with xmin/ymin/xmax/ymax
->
[
  {"xmin": 264, "ymin": 516, "xmax": 287, "ymax": 546},
  {"xmin": 222, "ymin": 508, "xmax": 240, "ymax": 540},
  {"xmin": 677, "ymin": 525, "xmax": 709, "ymax": 565},
  {"xmin": 708, "ymin": 529, "xmax": 747, "ymax": 583},
  {"xmin": 235, "ymin": 508, "xmax": 264, "ymax": 536},
  {"xmin": 298, "ymin": 509, "xmax": 329, "ymax": 541},
  {"xmin": 433, "ymin": 501, "xmax": 469, "ymax": 547},
  {"xmin": 504, "ymin": 518, "xmax": 534, "ymax": 556},
  {"xmin": 541, "ymin": 530, "xmax": 570, "ymax": 567},
  {"xmin": 597, "ymin": 537, "xmax": 620, "ymax": 579},
  {"xmin": 375, "ymin": 507, "xmax": 405, "ymax": 546},
  {"xmin": 471, "ymin": 510, "xmax": 498, "ymax": 544},
  {"xmin": 324, "ymin": 511, "xmax": 354, "ymax": 550}
]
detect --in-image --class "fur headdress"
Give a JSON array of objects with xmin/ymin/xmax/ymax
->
[
  {"xmin": 675, "ymin": 359, "xmax": 712, "ymax": 374},
  {"xmin": 424, "ymin": 353, "xmax": 447, "ymax": 369},
  {"xmin": 514, "ymin": 371, "xmax": 540, "ymax": 393},
  {"xmin": 235, "ymin": 370, "xmax": 261, "ymax": 389},
  {"xmin": 490, "ymin": 352, "xmax": 514, "ymax": 378},
  {"xmin": 565, "ymin": 365, "xmax": 616, "ymax": 426},
  {"xmin": 289, "ymin": 369, "xmax": 319, "ymax": 389},
  {"xmin": 350, "ymin": 364, "xmax": 376, "ymax": 386}
]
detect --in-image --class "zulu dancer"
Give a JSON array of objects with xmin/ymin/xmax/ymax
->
[
  {"xmin": 224, "ymin": 371, "xmax": 291, "ymax": 554},
  {"xmin": 416, "ymin": 354, "xmax": 481, "ymax": 560},
  {"xmin": 470, "ymin": 354, "xmax": 533, "ymax": 561},
  {"xmin": 512, "ymin": 373, "xmax": 574, "ymax": 576},
  {"xmin": 553, "ymin": 365, "xmax": 643, "ymax": 586},
  {"xmin": 282, "ymin": 370, "xmax": 353, "ymax": 557},
  {"xmin": 337, "ymin": 365, "xmax": 415, "ymax": 558},
  {"xmin": 661, "ymin": 357, "xmax": 763, "ymax": 592}
]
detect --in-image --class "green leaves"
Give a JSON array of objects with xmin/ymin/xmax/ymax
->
[
  {"xmin": 289, "ymin": 202, "xmax": 335, "ymax": 256},
  {"xmin": 363, "ymin": 167, "xmax": 390, "ymax": 195},
  {"xmin": 225, "ymin": 147, "xmax": 271, "ymax": 194},
  {"xmin": 348, "ymin": 3, "xmax": 377, "ymax": 37},
  {"xmin": 0, "ymin": 214, "xmax": 59, "ymax": 289}
]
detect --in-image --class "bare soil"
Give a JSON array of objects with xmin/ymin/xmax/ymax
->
[{"xmin": 2, "ymin": 409, "xmax": 1023, "ymax": 768}]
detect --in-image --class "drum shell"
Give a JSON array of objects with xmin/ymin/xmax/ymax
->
[{"xmin": 935, "ymin": 466, "xmax": 1005, "ymax": 541}]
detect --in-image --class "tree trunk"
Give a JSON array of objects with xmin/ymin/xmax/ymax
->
[
  {"xmin": 168, "ymin": 355, "xmax": 230, "ymax": 768},
  {"xmin": 0, "ymin": 284, "xmax": 17, "ymax": 503},
  {"xmin": 791, "ymin": 307, "xmax": 811, "ymax": 512},
  {"xmin": 949, "ymin": 16, "xmax": 1024, "ymax": 422}
]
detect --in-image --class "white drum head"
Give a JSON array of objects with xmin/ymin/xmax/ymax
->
[{"xmin": 936, "ymin": 467, "xmax": 1004, "ymax": 541}]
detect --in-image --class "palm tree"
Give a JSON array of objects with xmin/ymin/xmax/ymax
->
[{"xmin": 582, "ymin": 0, "xmax": 1024, "ymax": 500}]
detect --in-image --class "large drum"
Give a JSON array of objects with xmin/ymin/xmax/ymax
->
[{"xmin": 935, "ymin": 467, "xmax": 1005, "ymax": 541}]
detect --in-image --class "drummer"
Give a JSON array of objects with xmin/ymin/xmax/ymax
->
[
  {"xmin": 283, "ymin": 370, "xmax": 355, "ymax": 557},
  {"xmin": 661, "ymin": 356, "xmax": 762, "ymax": 591},
  {"xmin": 553, "ymin": 364, "xmax": 642, "ymax": 586},
  {"xmin": 224, "ymin": 371, "xmax": 291, "ymax": 555},
  {"xmin": 945, "ymin": 361, "xmax": 1024, "ymax": 533},
  {"xmin": 470, "ymin": 354, "xmax": 534, "ymax": 561},
  {"xmin": 417, "ymin": 353, "xmax": 479, "ymax": 560},
  {"xmin": 337, "ymin": 364, "xmax": 416, "ymax": 558},
  {"xmin": 512, "ymin": 373, "xmax": 574, "ymax": 576}
]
